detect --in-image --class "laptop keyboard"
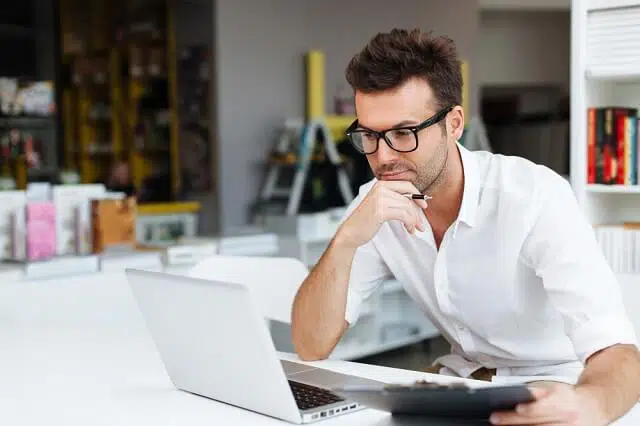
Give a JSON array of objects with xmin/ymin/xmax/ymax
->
[{"xmin": 288, "ymin": 380, "xmax": 345, "ymax": 410}]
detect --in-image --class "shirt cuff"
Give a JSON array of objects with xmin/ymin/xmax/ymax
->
[
  {"xmin": 569, "ymin": 314, "xmax": 639, "ymax": 364},
  {"xmin": 344, "ymin": 290, "xmax": 363, "ymax": 327}
]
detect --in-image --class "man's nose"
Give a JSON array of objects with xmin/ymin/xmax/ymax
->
[{"xmin": 373, "ymin": 136, "xmax": 399, "ymax": 163}]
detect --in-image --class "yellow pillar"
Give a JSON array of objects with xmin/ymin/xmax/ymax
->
[{"xmin": 306, "ymin": 50, "xmax": 325, "ymax": 120}]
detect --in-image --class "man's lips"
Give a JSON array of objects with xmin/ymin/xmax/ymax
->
[{"xmin": 379, "ymin": 170, "xmax": 412, "ymax": 179}]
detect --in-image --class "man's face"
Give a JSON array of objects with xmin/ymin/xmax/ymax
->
[{"xmin": 354, "ymin": 77, "xmax": 451, "ymax": 193}]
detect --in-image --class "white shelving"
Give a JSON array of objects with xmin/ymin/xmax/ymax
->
[
  {"xmin": 588, "ymin": 0, "xmax": 640, "ymax": 12},
  {"xmin": 571, "ymin": 0, "xmax": 640, "ymax": 224},
  {"xmin": 572, "ymin": 0, "xmax": 640, "ymax": 335},
  {"xmin": 587, "ymin": 184, "xmax": 640, "ymax": 194}
]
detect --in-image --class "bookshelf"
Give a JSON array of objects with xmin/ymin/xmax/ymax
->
[
  {"xmin": 587, "ymin": 184, "xmax": 640, "ymax": 194},
  {"xmin": 571, "ymin": 0, "xmax": 640, "ymax": 225},
  {"xmin": 571, "ymin": 0, "xmax": 640, "ymax": 335},
  {"xmin": 59, "ymin": 0, "xmax": 181, "ymax": 199}
]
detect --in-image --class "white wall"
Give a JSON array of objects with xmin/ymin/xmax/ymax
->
[
  {"xmin": 478, "ymin": 10, "xmax": 570, "ymax": 87},
  {"xmin": 215, "ymin": 0, "xmax": 480, "ymax": 231}
]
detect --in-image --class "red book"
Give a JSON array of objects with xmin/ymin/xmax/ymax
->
[
  {"xmin": 587, "ymin": 108, "xmax": 596, "ymax": 184},
  {"xmin": 616, "ymin": 109, "xmax": 626, "ymax": 184}
]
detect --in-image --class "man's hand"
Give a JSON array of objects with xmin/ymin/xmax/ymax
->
[
  {"xmin": 336, "ymin": 180, "xmax": 428, "ymax": 249},
  {"xmin": 489, "ymin": 383, "xmax": 607, "ymax": 426}
]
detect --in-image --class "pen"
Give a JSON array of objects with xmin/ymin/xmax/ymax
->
[{"xmin": 404, "ymin": 193, "xmax": 432, "ymax": 201}]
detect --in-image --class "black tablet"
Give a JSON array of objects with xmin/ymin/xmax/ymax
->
[{"xmin": 331, "ymin": 380, "xmax": 534, "ymax": 420}]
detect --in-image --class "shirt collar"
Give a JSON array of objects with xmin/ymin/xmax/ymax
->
[{"xmin": 454, "ymin": 142, "xmax": 481, "ymax": 234}]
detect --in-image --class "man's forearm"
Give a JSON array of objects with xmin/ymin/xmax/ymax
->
[
  {"xmin": 576, "ymin": 344, "xmax": 640, "ymax": 423},
  {"xmin": 291, "ymin": 234, "xmax": 358, "ymax": 360}
]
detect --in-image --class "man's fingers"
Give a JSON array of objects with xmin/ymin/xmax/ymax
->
[
  {"xmin": 415, "ymin": 211, "xmax": 426, "ymax": 232},
  {"xmin": 375, "ymin": 180, "xmax": 429, "ymax": 209},
  {"xmin": 376, "ymin": 179, "xmax": 422, "ymax": 194},
  {"xmin": 385, "ymin": 197, "xmax": 425, "ymax": 233},
  {"xmin": 490, "ymin": 384, "xmax": 577, "ymax": 425},
  {"xmin": 528, "ymin": 386, "xmax": 552, "ymax": 400},
  {"xmin": 514, "ymin": 399, "xmax": 560, "ymax": 418},
  {"xmin": 386, "ymin": 205, "xmax": 419, "ymax": 234},
  {"xmin": 514, "ymin": 400, "xmax": 579, "ymax": 424},
  {"xmin": 412, "ymin": 197, "xmax": 428, "ymax": 209},
  {"xmin": 490, "ymin": 410, "xmax": 564, "ymax": 425}
]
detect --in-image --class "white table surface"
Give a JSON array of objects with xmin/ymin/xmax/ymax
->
[
  {"xmin": 1, "ymin": 268, "xmax": 639, "ymax": 425},
  {"xmin": 2, "ymin": 324, "xmax": 639, "ymax": 426},
  {"xmin": 0, "ymin": 323, "xmax": 468, "ymax": 426}
]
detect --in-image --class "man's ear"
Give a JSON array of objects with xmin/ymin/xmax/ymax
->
[{"xmin": 449, "ymin": 106, "xmax": 465, "ymax": 140}]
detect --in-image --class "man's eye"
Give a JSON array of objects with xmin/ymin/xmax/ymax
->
[
  {"xmin": 391, "ymin": 129, "xmax": 412, "ymax": 137},
  {"xmin": 362, "ymin": 132, "xmax": 377, "ymax": 140}
]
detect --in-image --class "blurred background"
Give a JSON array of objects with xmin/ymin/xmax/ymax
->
[
  {"xmin": 0, "ymin": 0, "xmax": 570, "ymax": 235},
  {"xmin": 4, "ymin": 0, "xmax": 606, "ymax": 370}
]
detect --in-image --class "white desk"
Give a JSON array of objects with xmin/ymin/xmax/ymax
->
[
  {"xmin": 2, "ymin": 323, "xmax": 639, "ymax": 426},
  {"xmin": 1, "ymin": 270, "xmax": 639, "ymax": 425},
  {"xmin": 0, "ymin": 324, "xmax": 457, "ymax": 426}
]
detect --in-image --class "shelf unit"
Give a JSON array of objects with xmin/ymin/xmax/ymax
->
[
  {"xmin": 571, "ymin": 0, "xmax": 640, "ymax": 225},
  {"xmin": 587, "ymin": 184, "xmax": 640, "ymax": 194},
  {"xmin": 571, "ymin": 0, "xmax": 640, "ymax": 334},
  {"xmin": 0, "ymin": 116, "xmax": 58, "ymax": 188},
  {"xmin": 59, "ymin": 0, "xmax": 181, "ymax": 198}
]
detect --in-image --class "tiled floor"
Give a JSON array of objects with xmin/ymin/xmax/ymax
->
[{"xmin": 355, "ymin": 336, "xmax": 450, "ymax": 372}]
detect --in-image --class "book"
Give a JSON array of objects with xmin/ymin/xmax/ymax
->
[
  {"xmin": 25, "ymin": 201, "xmax": 56, "ymax": 261},
  {"xmin": 586, "ymin": 106, "xmax": 639, "ymax": 185},
  {"xmin": 53, "ymin": 184, "xmax": 106, "ymax": 255},
  {"xmin": 0, "ymin": 191, "xmax": 26, "ymax": 261}
]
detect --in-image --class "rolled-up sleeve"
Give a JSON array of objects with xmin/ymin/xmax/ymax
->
[
  {"xmin": 523, "ymin": 174, "xmax": 638, "ymax": 364},
  {"xmin": 344, "ymin": 240, "xmax": 391, "ymax": 326}
]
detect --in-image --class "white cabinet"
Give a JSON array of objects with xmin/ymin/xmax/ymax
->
[
  {"xmin": 571, "ymin": 0, "xmax": 640, "ymax": 223},
  {"xmin": 571, "ymin": 0, "xmax": 640, "ymax": 333},
  {"xmin": 587, "ymin": 0, "xmax": 640, "ymax": 12},
  {"xmin": 586, "ymin": 5, "xmax": 640, "ymax": 78}
]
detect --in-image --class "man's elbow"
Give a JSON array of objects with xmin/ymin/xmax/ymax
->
[
  {"xmin": 295, "ymin": 346, "xmax": 331, "ymax": 362},
  {"xmin": 291, "ymin": 333, "xmax": 333, "ymax": 361}
]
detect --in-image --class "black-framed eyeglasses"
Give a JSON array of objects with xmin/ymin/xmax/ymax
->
[{"xmin": 345, "ymin": 105, "xmax": 453, "ymax": 155}]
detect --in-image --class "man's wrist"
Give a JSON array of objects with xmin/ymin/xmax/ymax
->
[{"xmin": 331, "ymin": 228, "xmax": 361, "ymax": 253}]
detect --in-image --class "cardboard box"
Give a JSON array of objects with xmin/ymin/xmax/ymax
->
[{"xmin": 91, "ymin": 197, "xmax": 137, "ymax": 254}]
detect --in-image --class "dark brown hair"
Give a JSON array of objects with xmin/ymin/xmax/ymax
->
[{"xmin": 345, "ymin": 28, "xmax": 462, "ymax": 109}]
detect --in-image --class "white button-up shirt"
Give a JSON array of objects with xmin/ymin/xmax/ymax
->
[{"xmin": 344, "ymin": 143, "xmax": 638, "ymax": 381}]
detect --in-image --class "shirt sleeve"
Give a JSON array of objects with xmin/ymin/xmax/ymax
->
[
  {"xmin": 522, "ymin": 173, "xmax": 639, "ymax": 364},
  {"xmin": 344, "ymin": 240, "xmax": 392, "ymax": 326}
]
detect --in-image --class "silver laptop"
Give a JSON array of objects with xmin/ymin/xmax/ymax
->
[{"xmin": 125, "ymin": 268, "xmax": 383, "ymax": 424}]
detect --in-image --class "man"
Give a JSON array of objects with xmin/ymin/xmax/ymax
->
[{"xmin": 291, "ymin": 29, "xmax": 640, "ymax": 425}]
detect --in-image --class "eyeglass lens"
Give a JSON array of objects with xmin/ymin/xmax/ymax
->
[{"xmin": 350, "ymin": 128, "xmax": 417, "ymax": 154}]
